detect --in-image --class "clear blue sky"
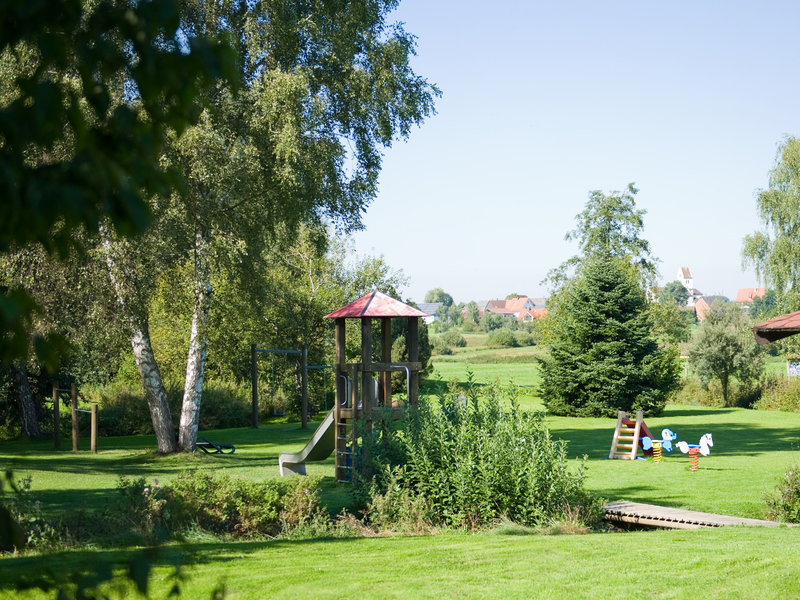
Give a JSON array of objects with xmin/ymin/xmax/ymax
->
[{"xmin": 351, "ymin": 1, "xmax": 800, "ymax": 304}]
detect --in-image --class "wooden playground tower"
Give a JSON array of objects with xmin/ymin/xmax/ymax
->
[{"xmin": 324, "ymin": 291, "xmax": 427, "ymax": 482}]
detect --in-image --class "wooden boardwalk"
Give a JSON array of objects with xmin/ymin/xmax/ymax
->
[{"xmin": 604, "ymin": 501, "xmax": 784, "ymax": 530}]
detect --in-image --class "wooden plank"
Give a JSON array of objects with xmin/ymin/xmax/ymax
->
[{"xmin": 604, "ymin": 501, "xmax": 784, "ymax": 529}]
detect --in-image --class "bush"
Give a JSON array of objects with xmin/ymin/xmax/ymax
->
[
  {"xmin": 765, "ymin": 464, "xmax": 800, "ymax": 522},
  {"xmin": 361, "ymin": 381, "xmax": 604, "ymax": 530},
  {"xmin": 117, "ymin": 472, "xmax": 328, "ymax": 540},
  {"xmin": 440, "ymin": 330, "xmax": 467, "ymax": 348},
  {"xmin": 754, "ymin": 374, "xmax": 800, "ymax": 412},
  {"xmin": 86, "ymin": 380, "xmax": 252, "ymax": 437},
  {"xmin": 514, "ymin": 332, "xmax": 535, "ymax": 347},
  {"xmin": 430, "ymin": 336, "xmax": 453, "ymax": 355},
  {"xmin": 487, "ymin": 328, "xmax": 517, "ymax": 348}
]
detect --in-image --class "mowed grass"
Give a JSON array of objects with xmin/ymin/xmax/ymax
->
[{"xmin": 4, "ymin": 349, "xmax": 800, "ymax": 598}]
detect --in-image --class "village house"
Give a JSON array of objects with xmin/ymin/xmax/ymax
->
[{"xmin": 476, "ymin": 295, "xmax": 548, "ymax": 322}]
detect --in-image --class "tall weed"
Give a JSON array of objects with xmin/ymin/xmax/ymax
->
[{"xmin": 361, "ymin": 377, "xmax": 603, "ymax": 530}]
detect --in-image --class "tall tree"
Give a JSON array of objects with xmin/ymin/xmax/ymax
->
[
  {"xmin": 102, "ymin": 1, "xmax": 438, "ymax": 451},
  {"xmin": 539, "ymin": 256, "xmax": 679, "ymax": 417},
  {"xmin": 0, "ymin": 0, "xmax": 236, "ymax": 370},
  {"xmin": 425, "ymin": 288, "xmax": 454, "ymax": 306},
  {"xmin": 546, "ymin": 184, "xmax": 658, "ymax": 288},
  {"xmin": 690, "ymin": 300, "xmax": 764, "ymax": 407},
  {"xmin": 743, "ymin": 137, "xmax": 800, "ymax": 310}
]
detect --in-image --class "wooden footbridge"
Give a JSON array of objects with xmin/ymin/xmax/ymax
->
[{"xmin": 604, "ymin": 501, "xmax": 784, "ymax": 530}]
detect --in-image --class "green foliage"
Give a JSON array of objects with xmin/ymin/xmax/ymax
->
[
  {"xmin": 750, "ymin": 290, "xmax": 778, "ymax": 321},
  {"xmin": 362, "ymin": 381, "xmax": 604, "ymax": 530},
  {"xmin": 117, "ymin": 473, "xmax": 327, "ymax": 540},
  {"xmin": 659, "ymin": 280, "xmax": 689, "ymax": 306},
  {"xmin": 480, "ymin": 312, "xmax": 505, "ymax": 332},
  {"xmin": 0, "ymin": 0, "xmax": 236, "ymax": 368},
  {"xmin": 87, "ymin": 380, "xmax": 251, "ymax": 437},
  {"xmin": 424, "ymin": 288, "xmax": 454, "ymax": 306},
  {"xmin": 754, "ymin": 374, "xmax": 800, "ymax": 411},
  {"xmin": 690, "ymin": 301, "xmax": 764, "ymax": 407},
  {"xmin": 743, "ymin": 137, "xmax": 800, "ymax": 296},
  {"xmin": 765, "ymin": 464, "xmax": 800, "ymax": 523},
  {"xmin": 648, "ymin": 300, "xmax": 692, "ymax": 345},
  {"xmin": 463, "ymin": 301, "xmax": 480, "ymax": 325},
  {"xmin": 547, "ymin": 183, "xmax": 658, "ymax": 286},
  {"xmin": 440, "ymin": 330, "xmax": 467, "ymax": 348},
  {"xmin": 539, "ymin": 256, "xmax": 680, "ymax": 417},
  {"xmin": 487, "ymin": 329, "xmax": 518, "ymax": 348}
]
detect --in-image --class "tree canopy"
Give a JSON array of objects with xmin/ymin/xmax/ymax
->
[
  {"xmin": 547, "ymin": 183, "xmax": 658, "ymax": 287},
  {"xmin": 659, "ymin": 280, "xmax": 689, "ymax": 307},
  {"xmin": 690, "ymin": 300, "xmax": 764, "ymax": 407},
  {"xmin": 538, "ymin": 256, "xmax": 679, "ymax": 417},
  {"xmin": 0, "ymin": 0, "xmax": 236, "ymax": 367},
  {"xmin": 743, "ymin": 137, "xmax": 800, "ymax": 310}
]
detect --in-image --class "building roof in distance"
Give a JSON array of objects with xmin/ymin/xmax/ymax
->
[{"xmin": 324, "ymin": 291, "xmax": 428, "ymax": 319}]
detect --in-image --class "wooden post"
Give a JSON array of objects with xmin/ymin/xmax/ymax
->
[
  {"xmin": 408, "ymin": 317, "xmax": 419, "ymax": 406},
  {"xmin": 334, "ymin": 318, "xmax": 346, "ymax": 482},
  {"xmin": 71, "ymin": 383, "xmax": 78, "ymax": 452},
  {"xmin": 250, "ymin": 344, "xmax": 259, "ymax": 428},
  {"xmin": 381, "ymin": 318, "xmax": 392, "ymax": 407},
  {"xmin": 300, "ymin": 346, "xmax": 308, "ymax": 430},
  {"xmin": 360, "ymin": 318, "xmax": 373, "ymax": 474},
  {"xmin": 90, "ymin": 404, "xmax": 98, "ymax": 454},
  {"xmin": 361, "ymin": 318, "xmax": 373, "ymax": 412},
  {"xmin": 52, "ymin": 383, "xmax": 60, "ymax": 450}
]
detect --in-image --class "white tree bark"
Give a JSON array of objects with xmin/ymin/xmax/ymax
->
[
  {"xmin": 178, "ymin": 225, "xmax": 212, "ymax": 451},
  {"xmin": 100, "ymin": 225, "xmax": 176, "ymax": 453}
]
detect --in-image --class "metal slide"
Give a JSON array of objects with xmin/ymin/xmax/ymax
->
[{"xmin": 278, "ymin": 408, "xmax": 335, "ymax": 476}]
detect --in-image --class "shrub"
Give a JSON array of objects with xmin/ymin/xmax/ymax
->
[
  {"xmin": 430, "ymin": 336, "xmax": 453, "ymax": 355},
  {"xmin": 440, "ymin": 330, "xmax": 467, "ymax": 348},
  {"xmin": 361, "ymin": 381, "xmax": 604, "ymax": 530},
  {"xmin": 765, "ymin": 464, "xmax": 800, "ymax": 522},
  {"xmin": 117, "ymin": 472, "xmax": 327, "ymax": 540},
  {"xmin": 754, "ymin": 375, "xmax": 800, "ymax": 412},
  {"xmin": 514, "ymin": 332, "xmax": 535, "ymax": 347},
  {"xmin": 87, "ymin": 380, "xmax": 252, "ymax": 436},
  {"xmin": 487, "ymin": 328, "xmax": 517, "ymax": 348}
]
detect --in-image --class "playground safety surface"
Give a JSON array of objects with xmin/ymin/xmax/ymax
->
[{"xmin": 604, "ymin": 501, "xmax": 785, "ymax": 530}]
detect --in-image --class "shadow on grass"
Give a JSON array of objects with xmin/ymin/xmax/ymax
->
[{"xmin": 550, "ymin": 417, "xmax": 800, "ymax": 460}]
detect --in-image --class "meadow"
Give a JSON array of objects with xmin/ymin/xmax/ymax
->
[{"xmin": 2, "ymin": 345, "xmax": 800, "ymax": 599}]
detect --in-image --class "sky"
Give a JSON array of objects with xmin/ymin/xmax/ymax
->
[{"xmin": 349, "ymin": 1, "xmax": 800, "ymax": 305}]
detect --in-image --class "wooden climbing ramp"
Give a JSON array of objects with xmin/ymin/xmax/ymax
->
[{"xmin": 604, "ymin": 501, "xmax": 784, "ymax": 530}]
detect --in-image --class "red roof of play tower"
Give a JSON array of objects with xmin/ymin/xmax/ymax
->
[{"xmin": 324, "ymin": 291, "xmax": 428, "ymax": 319}]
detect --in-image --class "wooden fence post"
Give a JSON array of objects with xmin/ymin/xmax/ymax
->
[
  {"xmin": 52, "ymin": 383, "xmax": 60, "ymax": 450},
  {"xmin": 71, "ymin": 383, "xmax": 78, "ymax": 452},
  {"xmin": 90, "ymin": 404, "xmax": 98, "ymax": 454},
  {"xmin": 251, "ymin": 344, "xmax": 259, "ymax": 428}
]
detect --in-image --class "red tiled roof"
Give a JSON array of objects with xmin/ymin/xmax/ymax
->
[
  {"xmin": 694, "ymin": 297, "xmax": 711, "ymax": 321},
  {"xmin": 736, "ymin": 288, "xmax": 766, "ymax": 303},
  {"xmin": 324, "ymin": 291, "xmax": 428, "ymax": 319},
  {"xmin": 752, "ymin": 309, "xmax": 800, "ymax": 344}
]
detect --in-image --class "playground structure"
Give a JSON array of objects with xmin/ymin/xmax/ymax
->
[
  {"xmin": 279, "ymin": 291, "xmax": 427, "ymax": 481},
  {"xmin": 608, "ymin": 410, "xmax": 654, "ymax": 460}
]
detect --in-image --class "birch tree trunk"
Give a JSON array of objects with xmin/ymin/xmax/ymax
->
[
  {"xmin": 178, "ymin": 225, "xmax": 212, "ymax": 451},
  {"xmin": 11, "ymin": 365, "xmax": 40, "ymax": 438},
  {"xmin": 100, "ymin": 226, "xmax": 177, "ymax": 453}
]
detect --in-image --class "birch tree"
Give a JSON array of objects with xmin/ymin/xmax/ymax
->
[{"xmin": 104, "ymin": 0, "xmax": 438, "ymax": 451}]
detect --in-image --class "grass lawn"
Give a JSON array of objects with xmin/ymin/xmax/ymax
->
[{"xmin": 4, "ymin": 352, "xmax": 800, "ymax": 598}]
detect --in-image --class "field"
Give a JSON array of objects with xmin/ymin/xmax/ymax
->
[{"xmin": 3, "ymin": 345, "xmax": 800, "ymax": 599}]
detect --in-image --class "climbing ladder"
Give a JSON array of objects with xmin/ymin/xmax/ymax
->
[
  {"xmin": 609, "ymin": 410, "xmax": 647, "ymax": 460},
  {"xmin": 335, "ymin": 417, "xmax": 355, "ymax": 483}
]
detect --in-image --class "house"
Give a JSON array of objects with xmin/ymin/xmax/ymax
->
[
  {"xmin": 736, "ymin": 288, "xmax": 766, "ymax": 303},
  {"xmin": 677, "ymin": 267, "xmax": 703, "ymax": 307},
  {"xmin": 695, "ymin": 295, "xmax": 730, "ymax": 321},
  {"xmin": 417, "ymin": 302, "xmax": 442, "ymax": 325},
  {"xmin": 478, "ymin": 295, "xmax": 548, "ymax": 322}
]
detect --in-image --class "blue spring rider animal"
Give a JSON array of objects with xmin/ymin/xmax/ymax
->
[{"xmin": 641, "ymin": 429, "xmax": 678, "ymax": 462}]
